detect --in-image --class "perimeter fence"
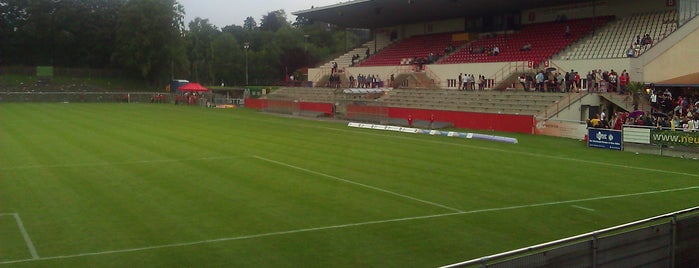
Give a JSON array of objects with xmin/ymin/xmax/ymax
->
[{"xmin": 441, "ymin": 207, "xmax": 699, "ymax": 268}]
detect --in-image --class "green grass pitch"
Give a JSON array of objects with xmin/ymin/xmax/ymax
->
[{"xmin": 1, "ymin": 103, "xmax": 697, "ymax": 267}]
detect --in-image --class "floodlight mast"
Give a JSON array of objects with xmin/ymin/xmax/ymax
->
[{"xmin": 244, "ymin": 42, "xmax": 250, "ymax": 86}]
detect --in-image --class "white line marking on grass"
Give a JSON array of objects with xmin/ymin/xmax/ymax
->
[
  {"xmin": 252, "ymin": 155, "xmax": 464, "ymax": 213},
  {"xmin": 320, "ymin": 127, "xmax": 699, "ymax": 178},
  {"xmin": 571, "ymin": 205, "xmax": 596, "ymax": 212},
  {"xmin": 1, "ymin": 156, "xmax": 242, "ymax": 171},
  {"xmin": 0, "ymin": 185, "xmax": 696, "ymax": 265},
  {"xmin": 1, "ymin": 213, "xmax": 40, "ymax": 260}
]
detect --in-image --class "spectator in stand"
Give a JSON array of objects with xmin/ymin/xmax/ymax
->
[
  {"xmin": 365, "ymin": 47, "xmax": 370, "ymax": 59},
  {"xmin": 691, "ymin": 115, "xmax": 699, "ymax": 132},
  {"xmin": 457, "ymin": 73, "xmax": 463, "ymax": 90},
  {"xmin": 641, "ymin": 33, "xmax": 653, "ymax": 47},
  {"xmin": 671, "ymin": 115, "xmax": 681, "ymax": 130},
  {"xmin": 478, "ymin": 75, "xmax": 486, "ymax": 90},
  {"xmin": 627, "ymin": 45, "xmax": 636, "ymax": 57},
  {"xmin": 586, "ymin": 71, "xmax": 595, "ymax": 92},
  {"xmin": 492, "ymin": 46, "xmax": 500, "ymax": 56},
  {"xmin": 589, "ymin": 114, "xmax": 601, "ymax": 128},
  {"xmin": 547, "ymin": 71, "xmax": 556, "ymax": 92},
  {"xmin": 535, "ymin": 71, "xmax": 545, "ymax": 92},
  {"xmin": 595, "ymin": 70, "xmax": 603, "ymax": 92},
  {"xmin": 526, "ymin": 73, "xmax": 534, "ymax": 92},
  {"xmin": 619, "ymin": 70, "xmax": 630, "ymax": 95},
  {"xmin": 573, "ymin": 71, "xmax": 580, "ymax": 92},
  {"xmin": 565, "ymin": 25, "xmax": 571, "ymax": 38},
  {"xmin": 613, "ymin": 112, "xmax": 625, "ymax": 130},
  {"xmin": 609, "ymin": 70, "xmax": 618, "ymax": 93},
  {"xmin": 519, "ymin": 74, "xmax": 527, "ymax": 91},
  {"xmin": 520, "ymin": 43, "xmax": 532, "ymax": 51},
  {"xmin": 556, "ymin": 72, "xmax": 565, "ymax": 92},
  {"xmin": 461, "ymin": 73, "xmax": 468, "ymax": 91}
]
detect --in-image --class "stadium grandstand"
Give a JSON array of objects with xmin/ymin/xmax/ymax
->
[
  {"xmin": 257, "ymin": 0, "xmax": 699, "ymax": 265},
  {"xmin": 263, "ymin": 0, "xmax": 699, "ymax": 138}
]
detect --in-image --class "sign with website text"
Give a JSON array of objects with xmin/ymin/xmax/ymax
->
[
  {"xmin": 588, "ymin": 128, "xmax": 623, "ymax": 150},
  {"xmin": 650, "ymin": 130, "xmax": 699, "ymax": 148}
]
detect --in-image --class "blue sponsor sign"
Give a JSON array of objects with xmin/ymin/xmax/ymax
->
[{"xmin": 588, "ymin": 128, "xmax": 623, "ymax": 150}]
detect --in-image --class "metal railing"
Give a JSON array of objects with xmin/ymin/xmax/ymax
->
[{"xmin": 441, "ymin": 206, "xmax": 699, "ymax": 268}]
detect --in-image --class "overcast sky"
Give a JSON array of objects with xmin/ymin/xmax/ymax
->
[{"xmin": 178, "ymin": 0, "xmax": 343, "ymax": 28}]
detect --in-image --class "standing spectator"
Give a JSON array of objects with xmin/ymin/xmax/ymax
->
[
  {"xmin": 594, "ymin": 70, "xmax": 603, "ymax": 92},
  {"xmin": 565, "ymin": 25, "xmax": 571, "ymax": 38},
  {"xmin": 619, "ymin": 70, "xmax": 630, "ymax": 95},
  {"xmin": 574, "ymin": 71, "xmax": 581, "ymax": 92},
  {"xmin": 519, "ymin": 74, "xmax": 527, "ymax": 91},
  {"xmin": 458, "ymin": 73, "xmax": 463, "ymax": 90},
  {"xmin": 535, "ymin": 71, "xmax": 545, "ymax": 92},
  {"xmin": 365, "ymin": 47, "xmax": 370, "ymax": 59},
  {"xmin": 461, "ymin": 73, "xmax": 468, "ymax": 91},
  {"xmin": 556, "ymin": 72, "xmax": 565, "ymax": 92},
  {"xmin": 609, "ymin": 70, "xmax": 618, "ymax": 92},
  {"xmin": 586, "ymin": 71, "xmax": 594, "ymax": 92},
  {"xmin": 650, "ymin": 90, "xmax": 658, "ymax": 110}
]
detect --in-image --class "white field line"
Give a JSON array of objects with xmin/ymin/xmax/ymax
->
[
  {"xmin": 1, "ymin": 156, "xmax": 242, "ymax": 171},
  {"xmin": 0, "ymin": 185, "xmax": 696, "ymax": 265},
  {"xmin": 1, "ymin": 213, "xmax": 40, "ymax": 260},
  {"xmin": 571, "ymin": 205, "xmax": 596, "ymax": 212},
  {"xmin": 319, "ymin": 126, "xmax": 699, "ymax": 178},
  {"xmin": 252, "ymin": 155, "xmax": 464, "ymax": 213},
  {"xmin": 13, "ymin": 213, "xmax": 40, "ymax": 259}
]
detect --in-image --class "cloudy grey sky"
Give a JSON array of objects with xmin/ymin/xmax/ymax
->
[{"xmin": 178, "ymin": 0, "xmax": 343, "ymax": 28}]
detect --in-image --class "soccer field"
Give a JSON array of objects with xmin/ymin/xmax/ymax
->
[{"xmin": 1, "ymin": 103, "xmax": 697, "ymax": 267}]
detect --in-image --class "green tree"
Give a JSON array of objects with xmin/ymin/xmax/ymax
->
[
  {"xmin": 260, "ymin": 10, "xmax": 288, "ymax": 32},
  {"xmin": 112, "ymin": 0, "xmax": 186, "ymax": 85},
  {"xmin": 187, "ymin": 17, "xmax": 219, "ymax": 84},
  {"xmin": 211, "ymin": 33, "xmax": 243, "ymax": 86},
  {"xmin": 243, "ymin": 16, "xmax": 257, "ymax": 31}
]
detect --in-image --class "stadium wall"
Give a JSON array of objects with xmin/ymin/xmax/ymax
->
[
  {"xmin": 246, "ymin": 99, "xmax": 535, "ymax": 134},
  {"xmin": 386, "ymin": 107, "xmax": 534, "ymax": 134},
  {"xmin": 643, "ymin": 14, "xmax": 699, "ymax": 83}
]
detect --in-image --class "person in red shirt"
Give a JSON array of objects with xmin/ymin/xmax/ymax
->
[
  {"xmin": 574, "ymin": 72, "xmax": 581, "ymax": 92},
  {"xmin": 407, "ymin": 114, "xmax": 414, "ymax": 127},
  {"xmin": 619, "ymin": 70, "xmax": 630, "ymax": 95}
]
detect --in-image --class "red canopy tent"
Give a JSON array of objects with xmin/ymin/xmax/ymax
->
[{"xmin": 178, "ymin": 82, "xmax": 209, "ymax": 92}]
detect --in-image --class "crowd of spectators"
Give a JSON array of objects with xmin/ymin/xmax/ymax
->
[
  {"xmin": 457, "ymin": 73, "xmax": 487, "ymax": 91},
  {"xmin": 588, "ymin": 89, "xmax": 698, "ymax": 131},
  {"xmin": 628, "ymin": 33, "xmax": 655, "ymax": 57},
  {"xmin": 516, "ymin": 68, "xmax": 630, "ymax": 93},
  {"xmin": 348, "ymin": 74, "xmax": 388, "ymax": 89}
]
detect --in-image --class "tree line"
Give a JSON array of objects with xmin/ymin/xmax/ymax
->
[{"xmin": 0, "ymin": 0, "xmax": 365, "ymax": 87}]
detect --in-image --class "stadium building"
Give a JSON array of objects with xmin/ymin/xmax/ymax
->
[{"xmin": 252, "ymin": 0, "xmax": 699, "ymax": 140}]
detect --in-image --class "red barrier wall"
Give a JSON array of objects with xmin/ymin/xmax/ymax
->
[
  {"xmin": 247, "ymin": 100, "xmax": 535, "ymax": 134},
  {"xmin": 244, "ymin": 98, "xmax": 267, "ymax": 109},
  {"xmin": 244, "ymin": 99, "xmax": 333, "ymax": 115},
  {"xmin": 299, "ymin": 102, "xmax": 334, "ymax": 115},
  {"xmin": 388, "ymin": 107, "xmax": 534, "ymax": 134}
]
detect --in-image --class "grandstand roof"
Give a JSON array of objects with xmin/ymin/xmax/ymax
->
[{"xmin": 293, "ymin": 0, "xmax": 594, "ymax": 28}]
